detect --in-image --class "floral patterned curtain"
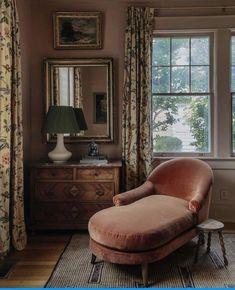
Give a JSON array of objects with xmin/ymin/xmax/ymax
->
[
  {"xmin": 74, "ymin": 67, "xmax": 83, "ymax": 108},
  {"xmin": 122, "ymin": 7, "xmax": 154, "ymax": 190},
  {"xmin": 53, "ymin": 67, "xmax": 60, "ymax": 105},
  {"xmin": 0, "ymin": 0, "xmax": 27, "ymax": 256}
]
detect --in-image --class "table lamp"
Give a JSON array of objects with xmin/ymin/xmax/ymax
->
[{"xmin": 42, "ymin": 105, "xmax": 80, "ymax": 163}]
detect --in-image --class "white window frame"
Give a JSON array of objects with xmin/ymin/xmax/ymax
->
[
  {"xmin": 151, "ymin": 31, "xmax": 214, "ymax": 157},
  {"xmin": 231, "ymin": 33, "xmax": 235, "ymax": 155}
]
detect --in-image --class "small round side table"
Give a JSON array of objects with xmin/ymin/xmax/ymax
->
[{"xmin": 194, "ymin": 218, "xmax": 228, "ymax": 266}]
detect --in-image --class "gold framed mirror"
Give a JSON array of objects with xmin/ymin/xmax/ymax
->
[{"xmin": 44, "ymin": 58, "xmax": 114, "ymax": 143}]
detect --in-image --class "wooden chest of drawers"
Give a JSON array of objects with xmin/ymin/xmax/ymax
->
[{"xmin": 29, "ymin": 161, "xmax": 122, "ymax": 230}]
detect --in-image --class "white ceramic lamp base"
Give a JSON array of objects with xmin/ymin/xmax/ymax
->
[{"xmin": 48, "ymin": 134, "xmax": 72, "ymax": 163}]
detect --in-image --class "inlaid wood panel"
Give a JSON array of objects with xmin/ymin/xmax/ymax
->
[
  {"xmin": 34, "ymin": 182, "xmax": 114, "ymax": 202},
  {"xmin": 30, "ymin": 161, "xmax": 122, "ymax": 230},
  {"xmin": 76, "ymin": 168, "xmax": 114, "ymax": 180},
  {"xmin": 32, "ymin": 203, "xmax": 111, "ymax": 229},
  {"xmin": 35, "ymin": 168, "xmax": 73, "ymax": 180}
]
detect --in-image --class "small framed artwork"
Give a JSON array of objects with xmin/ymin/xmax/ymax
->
[
  {"xmin": 94, "ymin": 93, "xmax": 107, "ymax": 124},
  {"xmin": 53, "ymin": 12, "xmax": 102, "ymax": 49}
]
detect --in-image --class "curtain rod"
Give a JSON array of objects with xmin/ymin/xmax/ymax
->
[{"xmin": 154, "ymin": 6, "xmax": 235, "ymax": 11}]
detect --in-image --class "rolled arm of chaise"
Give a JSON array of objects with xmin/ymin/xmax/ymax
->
[
  {"xmin": 188, "ymin": 166, "xmax": 213, "ymax": 214},
  {"xmin": 188, "ymin": 194, "xmax": 205, "ymax": 213},
  {"xmin": 188, "ymin": 186, "xmax": 212, "ymax": 213},
  {"xmin": 113, "ymin": 180, "xmax": 155, "ymax": 206}
]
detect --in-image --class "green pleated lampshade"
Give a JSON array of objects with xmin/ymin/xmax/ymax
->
[
  {"xmin": 42, "ymin": 106, "xmax": 80, "ymax": 134},
  {"xmin": 73, "ymin": 108, "xmax": 88, "ymax": 131}
]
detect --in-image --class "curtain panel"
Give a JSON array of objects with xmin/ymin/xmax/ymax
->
[
  {"xmin": 74, "ymin": 67, "xmax": 83, "ymax": 108},
  {"xmin": 53, "ymin": 67, "xmax": 60, "ymax": 105},
  {"xmin": 122, "ymin": 7, "xmax": 154, "ymax": 190},
  {"xmin": 0, "ymin": 0, "xmax": 27, "ymax": 255}
]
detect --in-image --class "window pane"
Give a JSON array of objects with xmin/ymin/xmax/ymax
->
[
  {"xmin": 191, "ymin": 66, "xmax": 209, "ymax": 92},
  {"xmin": 232, "ymin": 36, "xmax": 235, "ymax": 65},
  {"xmin": 172, "ymin": 38, "xmax": 189, "ymax": 65},
  {"xmin": 171, "ymin": 66, "xmax": 189, "ymax": 92},
  {"xmin": 232, "ymin": 67, "xmax": 235, "ymax": 92},
  {"xmin": 152, "ymin": 38, "xmax": 170, "ymax": 66},
  {"xmin": 59, "ymin": 68, "xmax": 69, "ymax": 106},
  {"xmin": 152, "ymin": 67, "xmax": 170, "ymax": 93},
  {"xmin": 191, "ymin": 37, "xmax": 209, "ymax": 65},
  {"xmin": 232, "ymin": 94, "xmax": 235, "ymax": 152},
  {"xmin": 232, "ymin": 41, "xmax": 235, "ymax": 152},
  {"xmin": 152, "ymin": 95, "xmax": 210, "ymax": 153}
]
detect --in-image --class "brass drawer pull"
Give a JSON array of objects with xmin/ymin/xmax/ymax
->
[{"xmin": 96, "ymin": 190, "xmax": 104, "ymax": 196}]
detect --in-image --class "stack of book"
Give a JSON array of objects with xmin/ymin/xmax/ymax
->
[{"xmin": 80, "ymin": 155, "xmax": 108, "ymax": 164}]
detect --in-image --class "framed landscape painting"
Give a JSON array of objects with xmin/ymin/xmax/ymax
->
[{"xmin": 53, "ymin": 12, "xmax": 102, "ymax": 49}]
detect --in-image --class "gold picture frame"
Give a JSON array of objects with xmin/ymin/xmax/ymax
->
[{"xmin": 53, "ymin": 12, "xmax": 102, "ymax": 49}]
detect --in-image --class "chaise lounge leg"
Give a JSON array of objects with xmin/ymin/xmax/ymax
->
[
  {"xmin": 91, "ymin": 254, "xmax": 96, "ymax": 264},
  {"xmin": 141, "ymin": 263, "xmax": 148, "ymax": 287}
]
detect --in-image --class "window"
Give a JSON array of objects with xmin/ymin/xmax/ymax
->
[
  {"xmin": 231, "ymin": 35, "xmax": 235, "ymax": 153},
  {"xmin": 152, "ymin": 35, "xmax": 212, "ymax": 155}
]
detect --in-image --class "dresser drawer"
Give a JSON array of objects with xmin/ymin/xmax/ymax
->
[
  {"xmin": 76, "ymin": 168, "xmax": 114, "ymax": 180},
  {"xmin": 34, "ymin": 182, "xmax": 114, "ymax": 202},
  {"xmin": 32, "ymin": 202, "xmax": 112, "ymax": 225},
  {"xmin": 30, "ymin": 161, "xmax": 121, "ymax": 230},
  {"xmin": 35, "ymin": 168, "xmax": 73, "ymax": 180}
]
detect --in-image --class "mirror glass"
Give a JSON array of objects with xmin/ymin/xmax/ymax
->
[{"xmin": 45, "ymin": 58, "xmax": 113, "ymax": 142}]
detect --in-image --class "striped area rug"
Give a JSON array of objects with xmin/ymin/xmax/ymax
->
[{"xmin": 45, "ymin": 233, "xmax": 235, "ymax": 288}]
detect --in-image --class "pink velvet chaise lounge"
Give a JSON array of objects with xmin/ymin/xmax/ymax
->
[{"xmin": 88, "ymin": 158, "xmax": 213, "ymax": 287}]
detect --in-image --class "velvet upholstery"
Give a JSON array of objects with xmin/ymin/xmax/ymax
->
[
  {"xmin": 88, "ymin": 158, "xmax": 213, "ymax": 286},
  {"xmin": 113, "ymin": 180, "xmax": 155, "ymax": 206},
  {"xmin": 113, "ymin": 158, "xmax": 213, "ymax": 209},
  {"xmin": 89, "ymin": 195, "xmax": 197, "ymax": 251},
  {"xmin": 89, "ymin": 228, "xmax": 197, "ymax": 265}
]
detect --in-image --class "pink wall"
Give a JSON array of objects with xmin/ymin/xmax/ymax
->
[
  {"xmin": 29, "ymin": 0, "xmax": 128, "ymax": 161},
  {"xmin": 16, "ymin": 0, "xmax": 32, "ymax": 164},
  {"xmin": 21, "ymin": 0, "xmax": 228, "ymax": 162},
  {"xmin": 25, "ymin": 0, "xmax": 229, "ymax": 162},
  {"xmin": 16, "ymin": 0, "xmax": 235, "ymax": 224}
]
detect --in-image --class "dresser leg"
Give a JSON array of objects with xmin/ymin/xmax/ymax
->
[{"xmin": 91, "ymin": 254, "xmax": 96, "ymax": 264}]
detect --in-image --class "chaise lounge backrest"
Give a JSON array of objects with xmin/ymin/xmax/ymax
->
[
  {"xmin": 114, "ymin": 158, "xmax": 213, "ymax": 222},
  {"xmin": 148, "ymin": 158, "xmax": 212, "ymax": 201},
  {"xmin": 148, "ymin": 158, "xmax": 213, "ymax": 222}
]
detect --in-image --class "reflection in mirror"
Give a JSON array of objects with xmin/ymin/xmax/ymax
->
[{"xmin": 45, "ymin": 58, "xmax": 113, "ymax": 142}]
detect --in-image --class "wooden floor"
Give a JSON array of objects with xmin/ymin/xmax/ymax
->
[
  {"xmin": 0, "ymin": 223, "xmax": 234, "ymax": 288},
  {"xmin": 0, "ymin": 232, "xmax": 71, "ymax": 288}
]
